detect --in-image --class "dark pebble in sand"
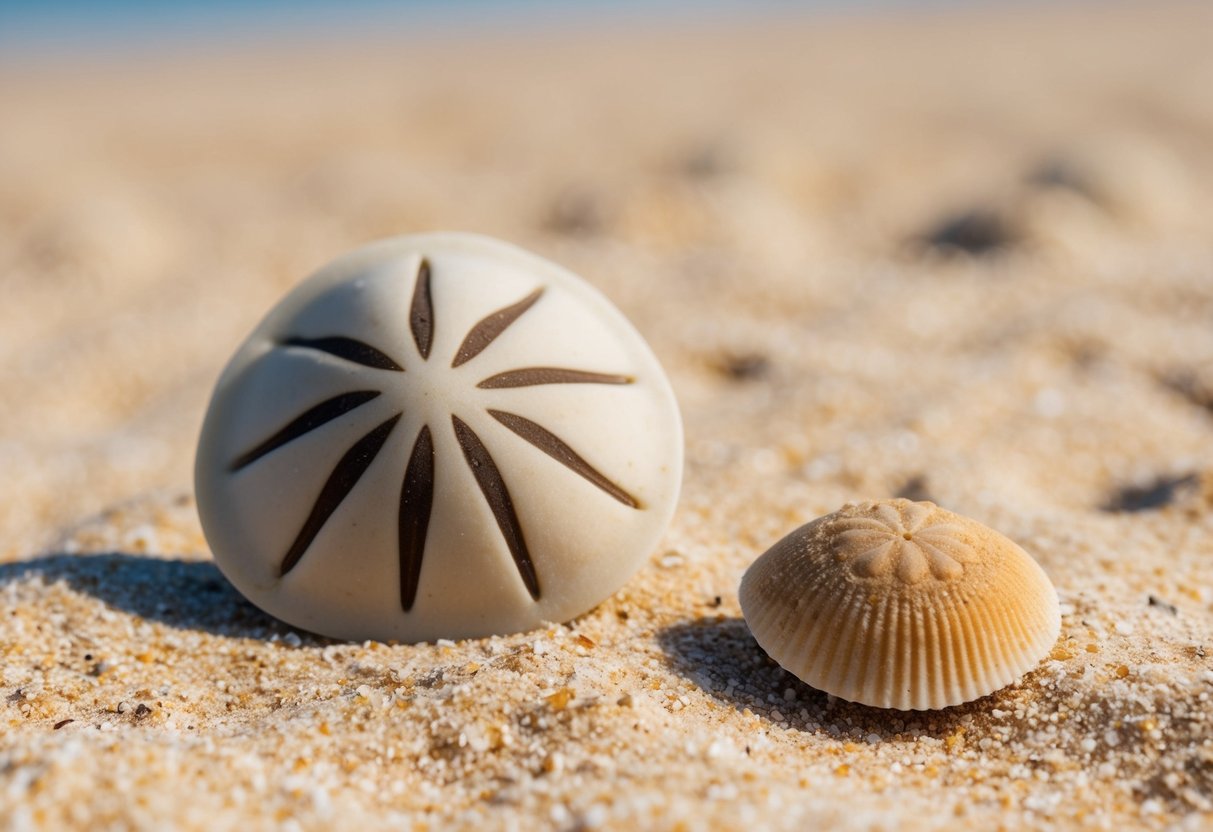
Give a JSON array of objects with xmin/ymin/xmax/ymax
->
[
  {"xmin": 715, "ymin": 353, "xmax": 770, "ymax": 381},
  {"xmin": 1148, "ymin": 595, "xmax": 1179, "ymax": 616},
  {"xmin": 1102, "ymin": 473, "xmax": 1198, "ymax": 513},
  {"xmin": 922, "ymin": 208, "xmax": 1017, "ymax": 256}
]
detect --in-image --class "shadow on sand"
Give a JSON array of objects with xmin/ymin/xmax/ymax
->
[
  {"xmin": 0, "ymin": 552, "xmax": 311, "ymax": 641},
  {"xmin": 656, "ymin": 615, "xmax": 1017, "ymax": 742}
]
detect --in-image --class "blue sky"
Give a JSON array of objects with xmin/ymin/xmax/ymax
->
[{"xmin": 0, "ymin": 0, "xmax": 965, "ymax": 57}]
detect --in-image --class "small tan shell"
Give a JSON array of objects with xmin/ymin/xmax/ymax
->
[{"xmin": 739, "ymin": 499, "xmax": 1060, "ymax": 710}]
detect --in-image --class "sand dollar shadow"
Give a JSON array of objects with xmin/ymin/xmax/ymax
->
[{"xmin": 0, "ymin": 552, "xmax": 314, "ymax": 641}]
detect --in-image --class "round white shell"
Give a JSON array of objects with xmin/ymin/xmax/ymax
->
[
  {"xmin": 196, "ymin": 232, "xmax": 683, "ymax": 642},
  {"xmin": 740, "ymin": 499, "xmax": 1061, "ymax": 710}
]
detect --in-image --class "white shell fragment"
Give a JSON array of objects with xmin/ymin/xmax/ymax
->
[
  {"xmin": 196, "ymin": 233, "xmax": 683, "ymax": 642},
  {"xmin": 739, "ymin": 499, "xmax": 1060, "ymax": 710}
]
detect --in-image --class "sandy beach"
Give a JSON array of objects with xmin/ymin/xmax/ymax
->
[{"xmin": 3, "ymin": 2, "xmax": 1213, "ymax": 828}]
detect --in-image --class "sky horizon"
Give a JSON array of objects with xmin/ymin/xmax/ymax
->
[{"xmin": 1, "ymin": 0, "xmax": 1017, "ymax": 61}]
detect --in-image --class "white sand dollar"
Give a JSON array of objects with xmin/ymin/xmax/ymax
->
[
  {"xmin": 740, "ymin": 499, "xmax": 1060, "ymax": 710},
  {"xmin": 196, "ymin": 233, "xmax": 683, "ymax": 642}
]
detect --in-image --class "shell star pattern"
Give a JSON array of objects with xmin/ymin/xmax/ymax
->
[
  {"xmin": 196, "ymin": 233, "xmax": 683, "ymax": 643},
  {"xmin": 830, "ymin": 500, "xmax": 976, "ymax": 584}
]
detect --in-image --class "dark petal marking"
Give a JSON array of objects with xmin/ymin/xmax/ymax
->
[
  {"xmin": 282, "ymin": 336, "xmax": 403, "ymax": 371},
  {"xmin": 398, "ymin": 424, "xmax": 435, "ymax": 612},
  {"xmin": 488, "ymin": 409, "xmax": 640, "ymax": 509},
  {"xmin": 477, "ymin": 367, "xmax": 633, "ymax": 389},
  {"xmin": 228, "ymin": 391, "xmax": 381, "ymax": 472},
  {"xmin": 451, "ymin": 288, "xmax": 544, "ymax": 368},
  {"xmin": 279, "ymin": 414, "xmax": 401, "ymax": 577},
  {"xmin": 410, "ymin": 258, "xmax": 434, "ymax": 361},
  {"xmin": 451, "ymin": 414, "xmax": 541, "ymax": 600}
]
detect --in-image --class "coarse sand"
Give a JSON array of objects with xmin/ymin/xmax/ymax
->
[{"xmin": 2, "ymin": 3, "xmax": 1213, "ymax": 829}]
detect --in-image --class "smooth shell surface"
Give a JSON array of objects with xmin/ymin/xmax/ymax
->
[
  {"xmin": 196, "ymin": 233, "xmax": 683, "ymax": 642},
  {"xmin": 739, "ymin": 499, "xmax": 1060, "ymax": 710}
]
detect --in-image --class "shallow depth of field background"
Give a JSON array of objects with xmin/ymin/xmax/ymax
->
[
  {"xmin": 3, "ymin": 2, "xmax": 1213, "ymax": 829},
  {"xmin": 2, "ymin": 1, "xmax": 1211, "ymax": 550}
]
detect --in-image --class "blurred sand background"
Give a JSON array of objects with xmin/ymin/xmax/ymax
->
[{"xmin": 3, "ymin": 2, "xmax": 1213, "ymax": 829}]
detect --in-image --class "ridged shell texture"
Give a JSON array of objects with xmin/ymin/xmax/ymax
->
[{"xmin": 739, "ymin": 499, "xmax": 1060, "ymax": 710}]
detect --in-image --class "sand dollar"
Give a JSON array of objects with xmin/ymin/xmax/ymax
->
[
  {"xmin": 739, "ymin": 499, "xmax": 1060, "ymax": 710},
  {"xmin": 196, "ymin": 232, "xmax": 683, "ymax": 642}
]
